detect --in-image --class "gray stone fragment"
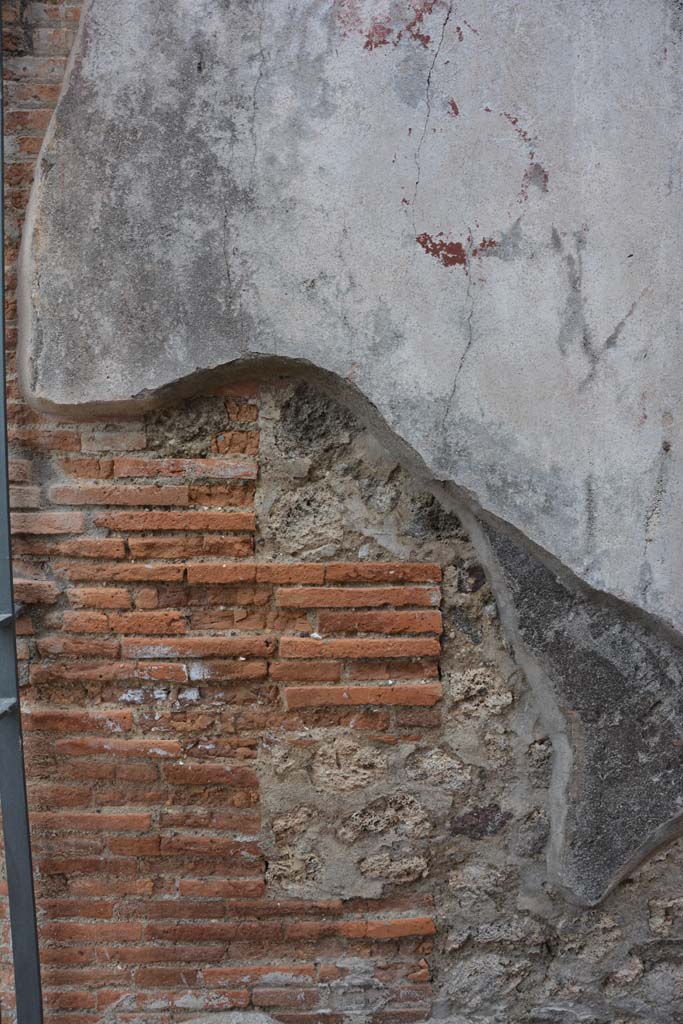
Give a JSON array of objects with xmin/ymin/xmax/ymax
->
[{"xmin": 484, "ymin": 523, "xmax": 683, "ymax": 905}]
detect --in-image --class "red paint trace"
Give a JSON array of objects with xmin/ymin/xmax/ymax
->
[
  {"xmin": 416, "ymin": 232, "xmax": 468, "ymax": 269},
  {"xmin": 447, "ymin": 98, "xmax": 460, "ymax": 117},
  {"xmin": 364, "ymin": 20, "xmax": 392, "ymax": 49},
  {"xmin": 341, "ymin": 0, "xmax": 451, "ymax": 53}
]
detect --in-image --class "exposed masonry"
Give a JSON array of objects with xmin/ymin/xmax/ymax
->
[
  {"xmin": 0, "ymin": 381, "xmax": 681, "ymax": 1024},
  {"xmin": 1, "ymin": 4, "xmax": 683, "ymax": 1024}
]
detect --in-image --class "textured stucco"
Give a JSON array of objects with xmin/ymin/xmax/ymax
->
[{"xmin": 17, "ymin": 0, "xmax": 683, "ymax": 635}]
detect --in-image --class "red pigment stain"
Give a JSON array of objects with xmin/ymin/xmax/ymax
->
[
  {"xmin": 401, "ymin": 197, "xmax": 410, "ymax": 205},
  {"xmin": 416, "ymin": 232, "xmax": 468, "ymax": 269},
  {"xmin": 401, "ymin": 1, "xmax": 444, "ymax": 48},
  {"xmin": 448, "ymin": 98, "xmax": 460, "ymax": 117},
  {"xmin": 472, "ymin": 237, "xmax": 496, "ymax": 257},
  {"xmin": 501, "ymin": 111, "xmax": 532, "ymax": 146},
  {"xmin": 364, "ymin": 20, "xmax": 393, "ymax": 49},
  {"xmin": 334, "ymin": 0, "xmax": 363, "ymax": 38},
  {"xmin": 463, "ymin": 18, "xmax": 479, "ymax": 34},
  {"xmin": 455, "ymin": 25, "xmax": 464, "ymax": 41}
]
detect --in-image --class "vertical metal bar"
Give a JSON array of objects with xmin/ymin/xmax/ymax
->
[{"xmin": 0, "ymin": 7, "xmax": 44, "ymax": 1023}]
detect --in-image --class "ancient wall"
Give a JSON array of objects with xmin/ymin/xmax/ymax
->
[{"xmin": 1, "ymin": 3, "xmax": 683, "ymax": 1024}]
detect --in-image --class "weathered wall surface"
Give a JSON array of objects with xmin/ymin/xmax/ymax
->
[
  {"xmin": 2, "ymin": 376, "xmax": 683, "ymax": 1024},
  {"xmin": 3, "ymin": 2, "xmax": 683, "ymax": 1023},
  {"xmin": 16, "ymin": 0, "xmax": 683, "ymax": 638}
]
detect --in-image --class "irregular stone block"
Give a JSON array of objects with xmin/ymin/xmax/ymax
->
[{"xmin": 486, "ymin": 523, "xmax": 683, "ymax": 905}]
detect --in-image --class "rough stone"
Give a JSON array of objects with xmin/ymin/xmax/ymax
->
[
  {"xmin": 17, "ymin": 0, "xmax": 683, "ymax": 638},
  {"xmin": 483, "ymin": 522, "xmax": 683, "ymax": 905}
]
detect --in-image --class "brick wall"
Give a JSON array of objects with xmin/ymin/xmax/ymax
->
[{"xmin": 2, "ymin": 388, "xmax": 444, "ymax": 1022}]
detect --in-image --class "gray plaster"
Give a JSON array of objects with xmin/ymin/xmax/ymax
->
[{"xmin": 17, "ymin": 0, "xmax": 683, "ymax": 635}]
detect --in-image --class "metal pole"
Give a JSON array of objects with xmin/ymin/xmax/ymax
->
[{"xmin": 0, "ymin": 7, "xmax": 44, "ymax": 1022}]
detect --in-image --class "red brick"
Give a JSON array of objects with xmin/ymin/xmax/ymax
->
[
  {"xmin": 283, "ymin": 684, "xmax": 443, "ymax": 708},
  {"xmin": 33, "ymin": 812, "xmax": 152, "ymax": 831},
  {"xmin": 94, "ymin": 510, "xmax": 255, "ymax": 531},
  {"xmin": 122, "ymin": 636, "xmax": 274, "ymax": 658},
  {"xmin": 13, "ymin": 578, "xmax": 60, "ymax": 603},
  {"xmin": 11, "ymin": 511, "xmax": 83, "ymax": 534},
  {"xmin": 54, "ymin": 561, "xmax": 185, "ymax": 582},
  {"xmin": 40, "ymin": 922, "xmax": 143, "ymax": 943},
  {"xmin": 179, "ymin": 879, "xmax": 266, "ymax": 898},
  {"xmin": 186, "ymin": 562, "xmax": 257, "ymax": 584},
  {"xmin": 79, "ymin": 427, "xmax": 146, "ymax": 452},
  {"xmin": 113, "ymin": 456, "xmax": 257, "ymax": 479},
  {"xmin": 164, "ymin": 763, "xmax": 258, "ymax": 787},
  {"xmin": 318, "ymin": 610, "xmax": 442, "ymax": 635},
  {"xmin": 278, "ymin": 586, "xmax": 440, "ymax": 609},
  {"xmin": 348, "ymin": 659, "xmax": 440, "ymax": 681},
  {"xmin": 34, "ymin": 636, "xmax": 120, "ymax": 658},
  {"xmin": 50, "ymin": 483, "xmax": 189, "ymax": 506},
  {"xmin": 31, "ymin": 659, "xmax": 187, "ymax": 685},
  {"xmin": 187, "ymin": 659, "xmax": 268, "ymax": 682},
  {"xmin": 135, "ymin": 966, "xmax": 200, "ymax": 987},
  {"xmin": 59, "ymin": 456, "xmax": 114, "ymax": 478},
  {"xmin": 189, "ymin": 481, "xmax": 255, "ymax": 505},
  {"xmin": 279, "ymin": 638, "xmax": 440, "ymax": 659},
  {"xmin": 253, "ymin": 988, "xmax": 319, "ymax": 1008},
  {"xmin": 326, "ymin": 562, "xmax": 442, "ymax": 583},
  {"xmin": 128, "ymin": 535, "xmax": 253, "ymax": 559},
  {"xmin": 255, "ymin": 563, "xmax": 325, "ymax": 584},
  {"xmin": 23, "ymin": 707, "xmax": 133, "ymax": 734},
  {"xmin": 8, "ymin": 429, "xmax": 80, "ymax": 450},
  {"xmin": 55, "ymin": 737, "xmax": 181, "ymax": 759},
  {"xmin": 63, "ymin": 610, "xmax": 186, "ymax": 635},
  {"xmin": 268, "ymin": 660, "xmax": 342, "ymax": 682},
  {"xmin": 68, "ymin": 587, "xmax": 132, "ymax": 609}
]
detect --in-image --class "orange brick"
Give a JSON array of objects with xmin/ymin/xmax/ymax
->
[
  {"xmin": 128, "ymin": 536, "xmax": 253, "ymax": 559},
  {"xmin": 54, "ymin": 737, "xmax": 181, "ymax": 759},
  {"xmin": 278, "ymin": 586, "xmax": 440, "ymax": 609},
  {"xmin": 283, "ymin": 684, "xmax": 443, "ymax": 708},
  {"xmin": 63, "ymin": 610, "xmax": 186, "ymax": 635},
  {"xmin": 8, "ymin": 429, "xmax": 80, "ymax": 451},
  {"xmin": 33, "ymin": 812, "xmax": 152, "ymax": 832},
  {"xmin": 255, "ymin": 563, "xmax": 325, "ymax": 584},
  {"xmin": 348, "ymin": 659, "xmax": 440, "ymax": 681},
  {"xmin": 186, "ymin": 562, "xmax": 257, "ymax": 584},
  {"xmin": 318, "ymin": 610, "xmax": 442, "ymax": 635},
  {"xmin": 326, "ymin": 562, "xmax": 442, "ymax": 583},
  {"xmin": 13, "ymin": 578, "xmax": 60, "ymax": 604},
  {"xmin": 11, "ymin": 511, "xmax": 83, "ymax": 534},
  {"xmin": 54, "ymin": 561, "xmax": 185, "ymax": 582},
  {"xmin": 68, "ymin": 588, "xmax": 132, "ymax": 610},
  {"xmin": 93, "ymin": 510, "xmax": 255, "ymax": 532},
  {"xmin": 268, "ymin": 660, "xmax": 342, "ymax": 682},
  {"xmin": 122, "ymin": 636, "xmax": 274, "ymax": 658},
  {"xmin": 23, "ymin": 708, "xmax": 133, "ymax": 734},
  {"xmin": 164, "ymin": 763, "xmax": 258, "ymax": 787},
  {"xmin": 50, "ymin": 483, "xmax": 189, "ymax": 506},
  {"xmin": 113, "ymin": 456, "xmax": 257, "ymax": 479},
  {"xmin": 279, "ymin": 637, "xmax": 441, "ymax": 659}
]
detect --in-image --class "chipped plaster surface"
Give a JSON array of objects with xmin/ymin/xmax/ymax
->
[{"xmin": 17, "ymin": 0, "xmax": 683, "ymax": 634}]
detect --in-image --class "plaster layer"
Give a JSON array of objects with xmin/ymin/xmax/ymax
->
[{"xmin": 17, "ymin": 0, "xmax": 683, "ymax": 632}]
